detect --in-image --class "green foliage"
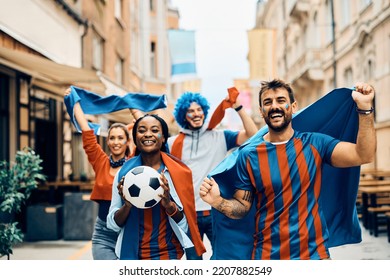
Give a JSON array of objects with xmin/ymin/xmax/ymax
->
[
  {"xmin": 0, "ymin": 147, "xmax": 46, "ymax": 259},
  {"xmin": 0, "ymin": 147, "xmax": 46, "ymax": 214},
  {"xmin": 0, "ymin": 222, "xmax": 23, "ymax": 257}
]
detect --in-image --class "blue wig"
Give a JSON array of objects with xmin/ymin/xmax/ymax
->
[{"xmin": 173, "ymin": 92, "xmax": 210, "ymax": 129}]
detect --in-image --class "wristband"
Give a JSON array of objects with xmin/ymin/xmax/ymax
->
[
  {"xmin": 166, "ymin": 203, "xmax": 178, "ymax": 217},
  {"xmin": 356, "ymin": 107, "xmax": 374, "ymax": 115},
  {"xmin": 234, "ymin": 105, "xmax": 243, "ymax": 112}
]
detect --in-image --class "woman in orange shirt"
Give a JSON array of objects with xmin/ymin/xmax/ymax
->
[{"xmin": 64, "ymin": 89, "xmax": 139, "ymax": 259}]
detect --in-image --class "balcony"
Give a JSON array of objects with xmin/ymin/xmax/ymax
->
[{"xmin": 288, "ymin": 49, "xmax": 324, "ymax": 84}]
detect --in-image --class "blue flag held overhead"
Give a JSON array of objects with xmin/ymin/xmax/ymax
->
[
  {"xmin": 209, "ymin": 87, "xmax": 361, "ymax": 259},
  {"xmin": 167, "ymin": 29, "xmax": 197, "ymax": 82},
  {"xmin": 64, "ymin": 86, "xmax": 167, "ymax": 134}
]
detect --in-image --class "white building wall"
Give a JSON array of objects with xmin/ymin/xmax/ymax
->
[
  {"xmin": 156, "ymin": 0, "xmax": 168, "ymax": 80},
  {"xmin": 0, "ymin": 0, "xmax": 83, "ymax": 67},
  {"xmin": 139, "ymin": 0, "xmax": 150, "ymax": 78}
]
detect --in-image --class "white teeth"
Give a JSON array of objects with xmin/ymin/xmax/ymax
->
[{"xmin": 271, "ymin": 113, "xmax": 282, "ymax": 119}]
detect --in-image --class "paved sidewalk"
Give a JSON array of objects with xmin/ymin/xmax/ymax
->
[
  {"xmin": 2, "ymin": 222, "xmax": 389, "ymax": 260},
  {"xmin": 329, "ymin": 225, "xmax": 390, "ymax": 260}
]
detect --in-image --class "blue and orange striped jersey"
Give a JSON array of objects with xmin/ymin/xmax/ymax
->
[
  {"xmin": 137, "ymin": 205, "xmax": 183, "ymax": 260},
  {"xmin": 235, "ymin": 130, "xmax": 340, "ymax": 260}
]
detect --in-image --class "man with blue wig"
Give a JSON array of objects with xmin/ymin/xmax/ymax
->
[{"xmin": 168, "ymin": 90, "xmax": 258, "ymax": 259}]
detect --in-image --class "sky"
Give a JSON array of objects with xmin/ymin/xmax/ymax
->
[{"xmin": 170, "ymin": 0, "xmax": 258, "ymax": 110}]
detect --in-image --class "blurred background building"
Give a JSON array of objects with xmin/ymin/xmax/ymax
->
[
  {"xmin": 0, "ymin": 0, "xmax": 200, "ymax": 184},
  {"xmin": 243, "ymin": 0, "xmax": 390, "ymax": 170}
]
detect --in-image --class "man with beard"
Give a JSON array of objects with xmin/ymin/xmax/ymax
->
[
  {"xmin": 167, "ymin": 91, "xmax": 258, "ymax": 259},
  {"xmin": 200, "ymin": 79, "xmax": 376, "ymax": 260}
]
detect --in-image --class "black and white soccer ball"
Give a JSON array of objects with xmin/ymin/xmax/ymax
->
[{"xmin": 122, "ymin": 165, "xmax": 163, "ymax": 209}]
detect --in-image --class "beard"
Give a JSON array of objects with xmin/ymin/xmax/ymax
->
[
  {"xmin": 186, "ymin": 116, "xmax": 204, "ymax": 130},
  {"xmin": 263, "ymin": 110, "xmax": 292, "ymax": 132}
]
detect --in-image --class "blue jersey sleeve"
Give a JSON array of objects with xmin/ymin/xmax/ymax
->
[
  {"xmin": 233, "ymin": 148, "xmax": 254, "ymax": 192},
  {"xmin": 223, "ymin": 130, "xmax": 239, "ymax": 151},
  {"xmin": 312, "ymin": 132, "xmax": 340, "ymax": 164}
]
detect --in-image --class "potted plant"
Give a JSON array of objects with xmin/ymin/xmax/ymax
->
[
  {"xmin": 0, "ymin": 147, "xmax": 46, "ymax": 259},
  {"xmin": 0, "ymin": 223, "xmax": 23, "ymax": 260}
]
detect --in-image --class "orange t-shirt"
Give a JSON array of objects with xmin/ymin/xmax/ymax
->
[{"xmin": 82, "ymin": 130, "xmax": 114, "ymax": 201}]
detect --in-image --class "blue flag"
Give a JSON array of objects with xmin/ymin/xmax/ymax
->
[
  {"xmin": 64, "ymin": 86, "xmax": 167, "ymax": 134},
  {"xmin": 167, "ymin": 29, "xmax": 197, "ymax": 82},
  {"xmin": 209, "ymin": 87, "xmax": 361, "ymax": 259}
]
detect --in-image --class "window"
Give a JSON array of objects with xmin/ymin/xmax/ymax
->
[
  {"xmin": 71, "ymin": 133, "xmax": 91, "ymax": 180},
  {"xmin": 328, "ymin": 78, "xmax": 334, "ymax": 92},
  {"xmin": 92, "ymin": 31, "xmax": 104, "ymax": 70},
  {"xmin": 115, "ymin": 0, "xmax": 123, "ymax": 19},
  {"xmin": 150, "ymin": 42, "xmax": 156, "ymax": 78},
  {"xmin": 312, "ymin": 12, "xmax": 320, "ymax": 48},
  {"xmin": 340, "ymin": 0, "xmax": 350, "ymax": 28},
  {"xmin": 150, "ymin": 0, "xmax": 155, "ymax": 11},
  {"xmin": 30, "ymin": 97, "xmax": 55, "ymax": 121},
  {"xmin": 367, "ymin": 59, "xmax": 374, "ymax": 80},
  {"xmin": 115, "ymin": 57, "xmax": 124, "ymax": 85},
  {"xmin": 130, "ymin": 28, "xmax": 139, "ymax": 71},
  {"xmin": 360, "ymin": 0, "xmax": 372, "ymax": 10},
  {"xmin": 130, "ymin": 0, "xmax": 140, "ymax": 72},
  {"xmin": 30, "ymin": 96, "xmax": 58, "ymax": 181},
  {"xmin": 301, "ymin": 26, "xmax": 307, "ymax": 55},
  {"xmin": 325, "ymin": 0, "xmax": 333, "ymax": 44},
  {"xmin": 344, "ymin": 67, "xmax": 353, "ymax": 87}
]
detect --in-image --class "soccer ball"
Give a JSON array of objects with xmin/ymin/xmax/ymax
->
[{"xmin": 122, "ymin": 165, "xmax": 163, "ymax": 209}]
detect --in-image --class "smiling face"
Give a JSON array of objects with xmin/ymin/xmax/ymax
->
[
  {"xmin": 260, "ymin": 88, "xmax": 297, "ymax": 132},
  {"xmin": 185, "ymin": 102, "xmax": 205, "ymax": 130},
  {"xmin": 107, "ymin": 126, "xmax": 129, "ymax": 160},
  {"xmin": 134, "ymin": 116, "xmax": 165, "ymax": 154}
]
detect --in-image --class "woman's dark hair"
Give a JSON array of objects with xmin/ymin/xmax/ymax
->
[
  {"xmin": 132, "ymin": 114, "xmax": 169, "ymax": 155},
  {"xmin": 108, "ymin": 122, "xmax": 131, "ymax": 156}
]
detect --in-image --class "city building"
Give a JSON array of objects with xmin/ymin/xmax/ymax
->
[
  {"xmin": 0, "ymin": 0, "xmax": 199, "ymax": 234},
  {"xmin": 0, "ymin": 0, "xmax": 192, "ymax": 180},
  {"xmin": 247, "ymin": 0, "xmax": 390, "ymax": 170}
]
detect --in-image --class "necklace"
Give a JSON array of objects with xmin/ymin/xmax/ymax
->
[{"xmin": 109, "ymin": 155, "xmax": 126, "ymax": 168}]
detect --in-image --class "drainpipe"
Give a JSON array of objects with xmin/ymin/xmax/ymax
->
[
  {"xmin": 81, "ymin": 20, "xmax": 89, "ymax": 68},
  {"xmin": 330, "ymin": 0, "xmax": 337, "ymax": 88},
  {"xmin": 282, "ymin": 0, "xmax": 288, "ymax": 76}
]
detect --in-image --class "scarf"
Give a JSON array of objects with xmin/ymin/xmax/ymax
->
[
  {"xmin": 64, "ymin": 86, "xmax": 167, "ymax": 135},
  {"xmin": 109, "ymin": 155, "xmax": 126, "ymax": 168},
  {"xmin": 117, "ymin": 153, "xmax": 206, "ymax": 259}
]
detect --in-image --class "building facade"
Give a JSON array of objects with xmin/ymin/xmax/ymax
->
[
  {"xmin": 249, "ymin": 0, "xmax": 390, "ymax": 170},
  {"xmin": 0, "ymin": 0, "xmax": 187, "ymax": 183},
  {"xmin": 0, "ymin": 0, "xmax": 94, "ymax": 182}
]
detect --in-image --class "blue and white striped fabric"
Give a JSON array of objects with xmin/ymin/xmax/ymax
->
[
  {"xmin": 167, "ymin": 29, "xmax": 197, "ymax": 81},
  {"xmin": 64, "ymin": 86, "xmax": 167, "ymax": 135}
]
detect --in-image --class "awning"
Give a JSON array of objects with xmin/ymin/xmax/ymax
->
[
  {"xmin": 0, "ymin": 46, "xmax": 176, "ymax": 128},
  {"xmin": 0, "ymin": 46, "xmax": 106, "ymax": 95}
]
